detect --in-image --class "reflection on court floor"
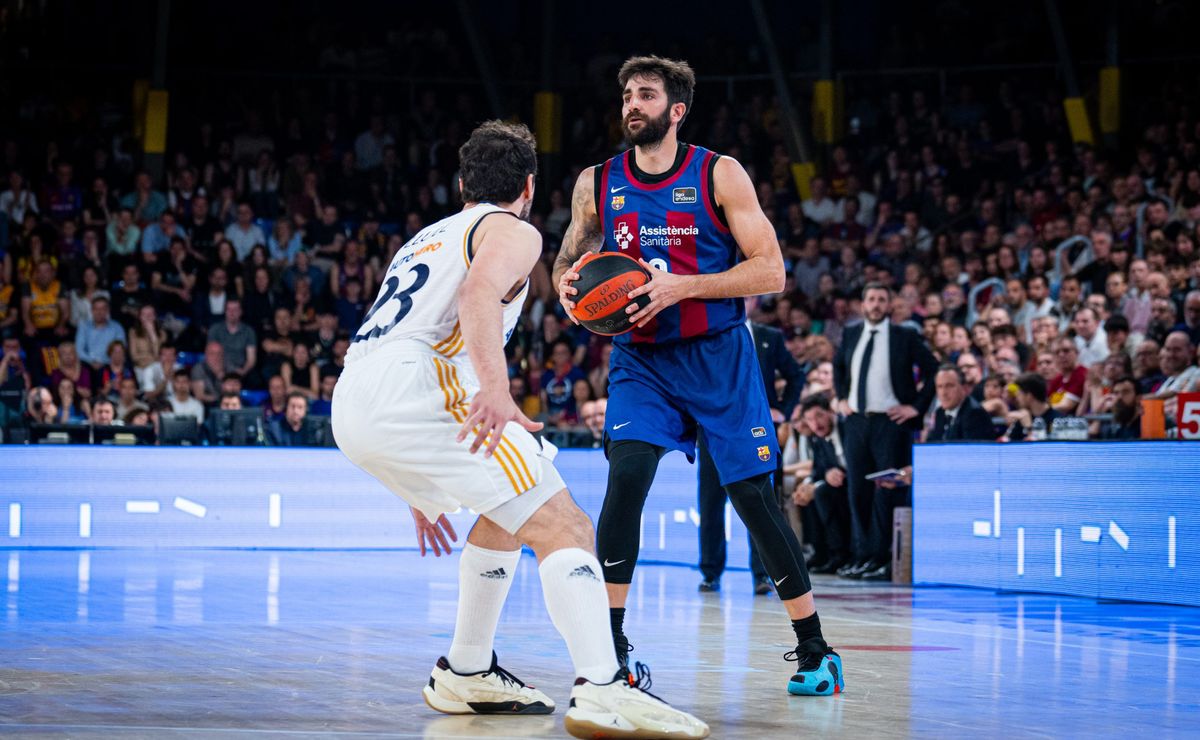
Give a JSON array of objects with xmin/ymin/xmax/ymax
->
[{"xmin": 1, "ymin": 550, "xmax": 1197, "ymax": 737}]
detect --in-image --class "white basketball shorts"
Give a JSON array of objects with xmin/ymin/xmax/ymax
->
[{"xmin": 332, "ymin": 341, "xmax": 565, "ymax": 534}]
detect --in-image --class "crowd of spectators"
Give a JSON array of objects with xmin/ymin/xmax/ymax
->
[{"xmin": 2, "ymin": 54, "xmax": 1200, "ymax": 449}]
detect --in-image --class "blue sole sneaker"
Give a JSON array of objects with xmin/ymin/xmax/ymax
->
[{"xmin": 786, "ymin": 650, "xmax": 844, "ymax": 696}]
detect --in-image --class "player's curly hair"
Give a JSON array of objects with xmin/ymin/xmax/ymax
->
[
  {"xmin": 458, "ymin": 120, "xmax": 538, "ymax": 205},
  {"xmin": 618, "ymin": 55, "xmax": 696, "ymax": 126}
]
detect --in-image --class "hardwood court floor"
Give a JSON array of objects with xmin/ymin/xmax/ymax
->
[{"xmin": 1, "ymin": 550, "xmax": 1197, "ymax": 738}]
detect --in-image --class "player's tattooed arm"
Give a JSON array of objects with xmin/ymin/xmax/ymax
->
[{"xmin": 553, "ymin": 167, "xmax": 603, "ymax": 313}]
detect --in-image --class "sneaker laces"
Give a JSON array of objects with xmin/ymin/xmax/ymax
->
[
  {"xmin": 619, "ymin": 661, "xmax": 664, "ymax": 702},
  {"xmin": 483, "ymin": 662, "xmax": 527, "ymax": 689},
  {"xmin": 784, "ymin": 638, "xmax": 832, "ymax": 673}
]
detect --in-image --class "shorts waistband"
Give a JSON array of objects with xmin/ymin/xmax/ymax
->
[{"xmin": 345, "ymin": 339, "xmax": 462, "ymax": 367}]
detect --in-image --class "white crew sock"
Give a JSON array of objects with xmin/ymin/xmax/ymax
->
[
  {"xmin": 447, "ymin": 543, "xmax": 523, "ymax": 673},
  {"xmin": 537, "ymin": 548, "xmax": 620, "ymax": 683}
]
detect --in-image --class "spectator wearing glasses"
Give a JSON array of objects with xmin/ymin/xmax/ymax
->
[
  {"xmin": 955, "ymin": 352, "xmax": 984, "ymax": 402},
  {"xmin": 1133, "ymin": 339, "xmax": 1165, "ymax": 393}
]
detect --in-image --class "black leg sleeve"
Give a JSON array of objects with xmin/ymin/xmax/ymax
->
[
  {"xmin": 724, "ymin": 473, "xmax": 812, "ymax": 601},
  {"xmin": 596, "ymin": 438, "xmax": 665, "ymax": 584}
]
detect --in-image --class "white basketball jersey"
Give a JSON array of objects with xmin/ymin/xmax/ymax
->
[{"xmin": 345, "ymin": 204, "xmax": 528, "ymax": 367}]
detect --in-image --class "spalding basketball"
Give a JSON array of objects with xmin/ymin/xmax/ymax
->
[{"xmin": 569, "ymin": 252, "xmax": 652, "ymax": 335}]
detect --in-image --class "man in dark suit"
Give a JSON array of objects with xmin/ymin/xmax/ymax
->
[
  {"xmin": 797, "ymin": 394, "xmax": 852, "ymax": 573},
  {"xmin": 697, "ymin": 320, "xmax": 804, "ymax": 593},
  {"xmin": 833, "ymin": 283, "xmax": 938, "ymax": 581},
  {"xmin": 926, "ymin": 364, "xmax": 997, "ymax": 442}
]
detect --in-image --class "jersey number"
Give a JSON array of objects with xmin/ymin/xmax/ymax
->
[{"xmin": 352, "ymin": 264, "xmax": 430, "ymax": 343}]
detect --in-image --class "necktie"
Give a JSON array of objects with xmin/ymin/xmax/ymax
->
[
  {"xmin": 857, "ymin": 329, "xmax": 877, "ymax": 413},
  {"xmin": 945, "ymin": 411, "xmax": 957, "ymax": 439}
]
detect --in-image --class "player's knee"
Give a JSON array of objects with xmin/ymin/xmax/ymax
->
[
  {"xmin": 518, "ymin": 488, "xmax": 595, "ymax": 555},
  {"xmin": 724, "ymin": 473, "xmax": 773, "ymax": 510},
  {"xmin": 605, "ymin": 440, "xmax": 660, "ymax": 499}
]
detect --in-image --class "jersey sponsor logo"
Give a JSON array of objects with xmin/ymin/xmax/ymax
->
[
  {"xmin": 757, "ymin": 445, "xmax": 771, "ymax": 461},
  {"xmin": 639, "ymin": 223, "xmax": 698, "ymax": 248},
  {"xmin": 672, "ymin": 186, "xmax": 697, "ymax": 204},
  {"xmin": 751, "ymin": 426, "xmax": 767, "ymax": 438},
  {"xmin": 610, "ymin": 194, "xmax": 626, "ymax": 211},
  {"xmin": 610, "ymin": 185, "xmax": 628, "ymax": 193},
  {"xmin": 394, "ymin": 239, "xmax": 443, "ymax": 266},
  {"xmin": 613, "ymin": 421, "xmax": 631, "ymax": 430},
  {"xmin": 614, "ymin": 220, "xmax": 636, "ymax": 250}
]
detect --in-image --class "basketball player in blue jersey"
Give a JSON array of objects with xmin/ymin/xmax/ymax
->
[{"xmin": 554, "ymin": 56, "xmax": 844, "ymax": 697}]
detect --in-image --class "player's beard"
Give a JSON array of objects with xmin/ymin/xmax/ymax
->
[
  {"xmin": 518, "ymin": 197, "xmax": 532, "ymax": 221},
  {"xmin": 623, "ymin": 107, "xmax": 671, "ymax": 147}
]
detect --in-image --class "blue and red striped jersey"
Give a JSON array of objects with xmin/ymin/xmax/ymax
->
[{"xmin": 596, "ymin": 142, "xmax": 744, "ymax": 345}]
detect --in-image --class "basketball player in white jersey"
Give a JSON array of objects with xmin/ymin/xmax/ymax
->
[{"xmin": 332, "ymin": 121, "xmax": 708, "ymax": 739}]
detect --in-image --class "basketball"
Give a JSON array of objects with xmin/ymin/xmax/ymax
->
[{"xmin": 569, "ymin": 252, "xmax": 652, "ymax": 335}]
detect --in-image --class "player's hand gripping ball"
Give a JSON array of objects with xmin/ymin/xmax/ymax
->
[{"xmin": 567, "ymin": 252, "xmax": 652, "ymax": 335}]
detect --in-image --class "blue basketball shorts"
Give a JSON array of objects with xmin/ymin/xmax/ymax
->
[{"xmin": 605, "ymin": 326, "xmax": 779, "ymax": 485}]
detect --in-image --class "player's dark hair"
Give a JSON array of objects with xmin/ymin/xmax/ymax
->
[
  {"xmin": 458, "ymin": 121, "xmax": 538, "ymax": 205},
  {"xmin": 618, "ymin": 56, "xmax": 696, "ymax": 126}
]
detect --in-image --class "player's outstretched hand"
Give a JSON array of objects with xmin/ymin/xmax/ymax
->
[
  {"xmin": 411, "ymin": 506, "xmax": 458, "ymax": 557},
  {"xmin": 625, "ymin": 258, "xmax": 691, "ymax": 328},
  {"xmin": 457, "ymin": 387, "xmax": 543, "ymax": 458},
  {"xmin": 557, "ymin": 255, "xmax": 587, "ymax": 325}
]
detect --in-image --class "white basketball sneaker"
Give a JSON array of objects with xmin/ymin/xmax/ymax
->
[
  {"xmin": 422, "ymin": 653, "xmax": 555, "ymax": 715},
  {"xmin": 564, "ymin": 663, "xmax": 710, "ymax": 739}
]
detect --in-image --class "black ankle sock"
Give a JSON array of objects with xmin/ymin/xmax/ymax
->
[
  {"xmin": 610, "ymin": 607, "xmax": 626, "ymax": 638},
  {"xmin": 791, "ymin": 613, "xmax": 824, "ymax": 646}
]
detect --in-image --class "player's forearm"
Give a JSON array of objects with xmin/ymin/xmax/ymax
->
[
  {"xmin": 683, "ymin": 252, "xmax": 784, "ymax": 300},
  {"xmin": 552, "ymin": 221, "xmax": 603, "ymax": 287},
  {"xmin": 458, "ymin": 287, "xmax": 508, "ymax": 393}
]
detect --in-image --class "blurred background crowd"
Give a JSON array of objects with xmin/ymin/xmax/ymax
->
[{"xmin": 1, "ymin": 0, "xmax": 1199, "ymax": 449}]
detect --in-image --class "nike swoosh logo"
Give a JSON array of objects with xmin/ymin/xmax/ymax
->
[
  {"xmin": 613, "ymin": 422, "xmax": 631, "ymax": 430},
  {"xmin": 603, "ymin": 559, "xmax": 626, "ymax": 567},
  {"xmin": 774, "ymin": 576, "xmax": 788, "ymax": 586},
  {"xmin": 610, "ymin": 186, "xmax": 628, "ymax": 193}
]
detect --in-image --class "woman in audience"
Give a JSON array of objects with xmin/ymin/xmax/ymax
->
[
  {"xmin": 243, "ymin": 266, "xmax": 280, "ymax": 336},
  {"xmin": 69, "ymin": 265, "xmax": 109, "ymax": 329},
  {"xmin": 127, "ymin": 304, "xmax": 165, "ymax": 380},
  {"xmin": 212, "ymin": 239, "xmax": 244, "ymax": 298},
  {"xmin": 280, "ymin": 343, "xmax": 319, "ymax": 400},
  {"xmin": 55, "ymin": 377, "xmax": 89, "ymax": 423},
  {"xmin": 329, "ymin": 239, "xmax": 375, "ymax": 298},
  {"xmin": 99, "ymin": 340, "xmax": 134, "ymax": 398}
]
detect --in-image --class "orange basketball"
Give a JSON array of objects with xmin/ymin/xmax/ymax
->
[{"xmin": 568, "ymin": 252, "xmax": 652, "ymax": 335}]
